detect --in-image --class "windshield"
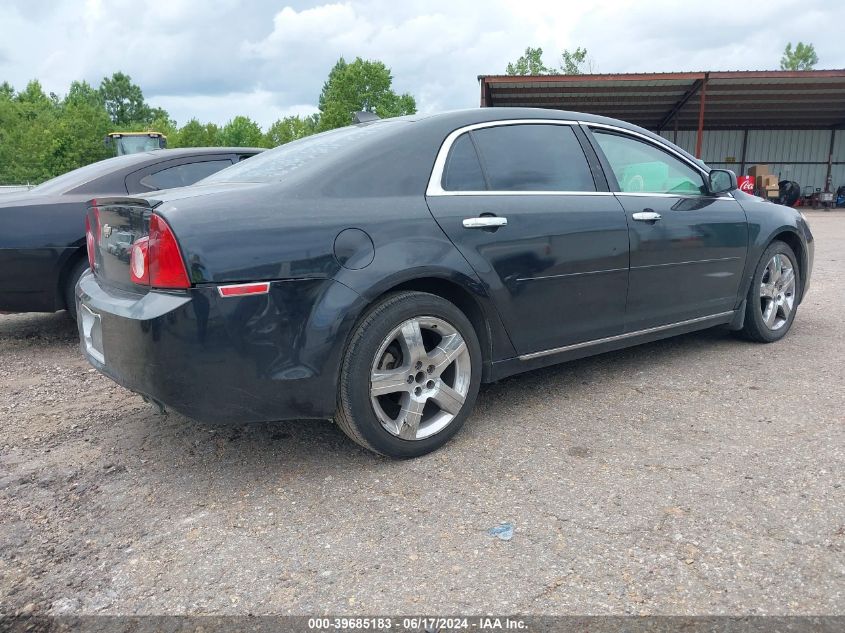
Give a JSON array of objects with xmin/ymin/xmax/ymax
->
[{"xmin": 202, "ymin": 122, "xmax": 403, "ymax": 184}]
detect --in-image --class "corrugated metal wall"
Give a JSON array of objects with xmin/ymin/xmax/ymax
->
[{"xmin": 659, "ymin": 129, "xmax": 843, "ymax": 191}]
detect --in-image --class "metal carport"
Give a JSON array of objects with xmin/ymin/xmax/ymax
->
[{"xmin": 478, "ymin": 70, "xmax": 845, "ymax": 191}]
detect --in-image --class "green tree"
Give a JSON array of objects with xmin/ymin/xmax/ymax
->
[
  {"xmin": 65, "ymin": 80, "xmax": 102, "ymax": 108},
  {"xmin": 506, "ymin": 46, "xmax": 552, "ymax": 75},
  {"xmin": 220, "ymin": 115, "xmax": 264, "ymax": 147},
  {"xmin": 98, "ymin": 72, "xmax": 153, "ymax": 126},
  {"xmin": 317, "ymin": 57, "xmax": 416, "ymax": 131},
  {"xmin": 559, "ymin": 47, "xmax": 590, "ymax": 75},
  {"xmin": 177, "ymin": 118, "xmax": 215, "ymax": 147},
  {"xmin": 0, "ymin": 81, "xmax": 15, "ymax": 100},
  {"xmin": 265, "ymin": 114, "xmax": 319, "ymax": 146},
  {"xmin": 44, "ymin": 96, "xmax": 112, "ymax": 178},
  {"xmin": 780, "ymin": 42, "xmax": 818, "ymax": 71}
]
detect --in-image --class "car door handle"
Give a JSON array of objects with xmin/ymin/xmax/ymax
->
[
  {"xmin": 632, "ymin": 211, "xmax": 661, "ymax": 222},
  {"xmin": 462, "ymin": 216, "xmax": 508, "ymax": 229}
]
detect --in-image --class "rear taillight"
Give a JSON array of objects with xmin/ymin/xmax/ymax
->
[{"xmin": 130, "ymin": 214, "xmax": 190, "ymax": 289}]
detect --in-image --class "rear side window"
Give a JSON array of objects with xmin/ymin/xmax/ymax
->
[
  {"xmin": 138, "ymin": 159, "xmax": 232, "ymax": 191},
  {"xmin": 442, "ymin": 134, "xmax": 486, "ymax": 191},
  {"xmin": 471, "ymin": 124, "xmax": 596, "ymax": 192}
]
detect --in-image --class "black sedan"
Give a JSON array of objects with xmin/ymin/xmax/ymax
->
[
  {"xmin": 0, "ymin": 147, "xmax": 263, "ymax": 319},
  {"xmin": 76, "ymin": 109, "xmax": 814, "ymax": 457}
]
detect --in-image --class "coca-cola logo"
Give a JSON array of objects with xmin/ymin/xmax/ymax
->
[{"xmin": 738, "ymin": 176, "xmax": 755, "ymax": 193}]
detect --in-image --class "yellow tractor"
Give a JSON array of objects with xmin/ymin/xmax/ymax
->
[{"xmin": 104, "ymin": 132, "xmax": 167, "ymax": 156}]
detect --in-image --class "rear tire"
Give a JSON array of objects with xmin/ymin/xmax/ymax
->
[
  {"xmin": 63, "ymin": 258, "xmax": 89, "ymax": 322},
  {"xmin": 335, "ymin": 291, "xmax": 481, "ymax": 458},
  {"xmin": 738, "ymin": 241, "xmax": 799, "ymax": 343}
]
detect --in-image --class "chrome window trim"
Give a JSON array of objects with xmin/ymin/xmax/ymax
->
[
  {"xmin": 426, "ymin": 119, "xmax": 595, "ymax": 197},
  {"xmin": 519, "ymin": 311, "xmax": 735, "ymax": 361}
]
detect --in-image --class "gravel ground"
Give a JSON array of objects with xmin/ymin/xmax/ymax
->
[{"xmin": 0, "ymin": 211, "xmax": 843, "ymax": 616}]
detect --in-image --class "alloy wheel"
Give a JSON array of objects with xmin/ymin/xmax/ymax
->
[
  {"xmin": 369, "ymin": 316, "xmax": 471, "ymax": 440},
  {"xmin": 759, "ymin": 253, "xmax": 796, "ymax": 331}
]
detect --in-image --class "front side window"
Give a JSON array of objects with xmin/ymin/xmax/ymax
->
[
  {"xmin": 471, "ymin": 124, "xmax": 596, "ymax": 192},
  {"xmin": 592, "ymin": 130, "xmax": 706, "ymax": 196}
]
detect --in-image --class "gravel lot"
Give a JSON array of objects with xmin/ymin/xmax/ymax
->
[{"xmin": 1, "ymin": 211, "xmax": 843, "ymax": 616}]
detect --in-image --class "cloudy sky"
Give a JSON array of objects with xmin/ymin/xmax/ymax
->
[{"xmin": 1, "ymin": 0, "xmax": 843, "ymax": 128}]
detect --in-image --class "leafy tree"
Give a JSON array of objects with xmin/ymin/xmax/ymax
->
[
  {"xmin": 317, "ymin": 57, "xmax": 416, "ymax": 131},
  {"xmin": 65, "ymin": 80, "xmax": 102, "ymax": 108},
  {"xmin": 177, "ymin": 118, "xmax": 213, "ymax": 147},
  {"xmin": 559, "ymin": 47, "xmax": 590, "ymax": 75},
  {"xmin": 506, "ymin": 46, "xmax": 594, "ymax": 76},
  {"xmin": 0, "ymin": 81, "xmax": 14, "ymax": 100},
  {"xmin": 0, "ymin": 81, "xmax": 58, "ymax": 183},
  {"xmin": 506, "ymin": 47, "xmax": 552, "ymax": 75},
  {"xmin": 780, "ymin": 42, "xmax": 818, "ymax": 71},
  {"xmin": 45, "ymin": 96, "xmax": 112, "ymax": 178},
  {"xmin": 98, "ymin": 72, "xmax": 153, "ymax": 126},
  {"xmin": 220, "ymin": 115, "xmax": 265, "ymax": 147},
  {"xmin": 265, "ymin": 114, "xmax": 319, "ymax": 146}
]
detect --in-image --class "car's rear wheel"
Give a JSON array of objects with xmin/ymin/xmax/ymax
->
[
  {"xmin": 63, "ymin": 258, "xmax": 90, "ymax": 322},
  {"xmin": 335, "ymin": 291, "xmax": 481, "ymax": 458},
  {"xmin": 739, "ymin": 240, "xmax": 800, "ymax": 343}
]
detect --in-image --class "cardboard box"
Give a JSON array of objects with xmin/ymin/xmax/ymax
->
[
  {"xmin": 757, "ymin": 174, "xmax": 778, "ymax": 190},
  {"xmin": 748, "ymin": 164, "xmax": 770, "ymax": 178},
  {"xmin": 765, "ymin": 186, "xmax": 779, "ymax": 198}
]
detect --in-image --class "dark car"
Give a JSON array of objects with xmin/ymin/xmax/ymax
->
[
  {"xmin": 76, "ymin": 109, "xmax": 814, "ymax": 457},
  {"xmin": 0, "ymin": 147, "xmax": 263, "ymax": 319}
]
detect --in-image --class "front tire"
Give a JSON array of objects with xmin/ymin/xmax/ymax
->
[
  {"xmin": 739, "ymin": 240, "xmax": 800, "ymax": 343},
  {"xmin": 335, "ymin": 291, "xmax": 481, "ymax": 458}
]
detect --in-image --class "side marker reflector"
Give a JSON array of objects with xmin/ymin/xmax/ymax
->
[{"xmin": 218, "ymin": 282, "xmax": 271, "ymax": 297}]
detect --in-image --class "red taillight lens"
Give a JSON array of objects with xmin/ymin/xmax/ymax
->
[
  {"xmin": 147, "ymin": 215, "xmax": 190, "ymax": 289},
  {"xmin": 129, "ymin": 236, "xmax": 150, "ymax": 285}
]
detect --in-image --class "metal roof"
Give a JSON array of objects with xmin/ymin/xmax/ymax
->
[{"xmin": 478, "ymin": 70, "xmax": 845, "ymax": 130}]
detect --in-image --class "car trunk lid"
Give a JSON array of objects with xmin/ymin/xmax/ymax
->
[{"xmin": 87, "ymin": 197, "xmax": 155, "ymax": 293}]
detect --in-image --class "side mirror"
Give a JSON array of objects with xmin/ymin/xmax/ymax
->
[{"xmin": 708, "ymin": 169, "xmax": 737, "ymax": 194}]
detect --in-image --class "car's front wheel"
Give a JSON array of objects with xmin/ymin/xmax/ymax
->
[
  {"xmin": 739, "ymin": 240, "xmax": 800, "ymax": 342},
  {"xmin": 335, "ymin": 291, "xmax": 481, "ymax": 458}
]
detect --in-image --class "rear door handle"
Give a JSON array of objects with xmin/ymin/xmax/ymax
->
[
  {"xmin": 462, "ymin": 216, "xmax": 508, "ymax": 229},
  {"xmin": 632, "ymin": 211, "xmax": 661, "ymax": 222}
]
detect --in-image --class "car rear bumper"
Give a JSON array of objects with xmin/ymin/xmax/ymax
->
[{"xmin": 76, "ymin": 271, "xmax": 362, "ymax": 423}]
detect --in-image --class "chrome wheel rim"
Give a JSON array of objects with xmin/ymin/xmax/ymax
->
[
  {"xmin": 759, "ymin": 253, "xmax": 796, "ymax": 331},
  {"xmin": 370, "ymin": 316, "xmax": 471, "ymax": 440}
]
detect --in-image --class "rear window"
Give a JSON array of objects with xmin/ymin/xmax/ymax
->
[
  {"xmin": 138, "ymin": 160, "xmax": 232, "ymax": 190},
  {"xmin": 202, "ymin": 122, "xmax": 403, "ymax": 184}
]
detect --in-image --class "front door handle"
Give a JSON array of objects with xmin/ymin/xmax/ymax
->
[
  {"xmin": 632, "ymin": 211, "xmax": 661, "ymax": 222},
  {"xmin": 462, "ymin": 216, "xmax": 508, "ymax": 229}
]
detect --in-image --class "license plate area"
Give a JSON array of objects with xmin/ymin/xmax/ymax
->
[{"xmin": 80, "ymin": 304, "xmax": 105, "ymax": 363}]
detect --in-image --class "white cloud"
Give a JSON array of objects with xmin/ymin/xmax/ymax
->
[{"xmin": 152, "ymin": 91, "xmax": 319, "ymax": 129}]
